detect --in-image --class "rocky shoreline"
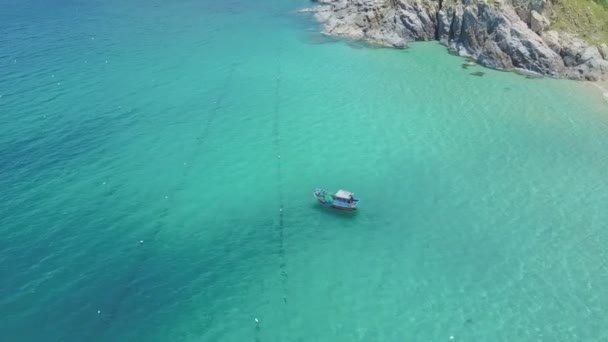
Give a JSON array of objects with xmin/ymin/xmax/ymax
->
[{"xmin": 302, "ymin": 0, "xmax": 608, "ymax": 81}]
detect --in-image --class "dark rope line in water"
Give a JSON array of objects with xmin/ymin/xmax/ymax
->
[
  {"xmin": 196, "ymin": 62, "xmax": 239, "ymax": 144},
  {"xmin": 272, "ymin": 44, "xmax": 288, "ymax": 306},
  {"xmin": 254, "ymin": 43, "xmax": 286, "ymax": 342},
  {"xmin": 99, "ymin": 63, "xmax": 239, "ymax": 333}
]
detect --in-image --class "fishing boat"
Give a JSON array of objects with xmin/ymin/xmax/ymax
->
[{"xmin": 313, "ymin": 189, "xmax": 359, "ymax": 211}]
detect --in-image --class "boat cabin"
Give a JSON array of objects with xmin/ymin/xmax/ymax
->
[{"xmin": 335, "ymin": 189, "xmax": 355, "ymax": 202}]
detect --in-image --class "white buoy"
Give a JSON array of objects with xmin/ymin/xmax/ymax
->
[
  {"xmin": 277, "ymin": 155, "xmax": 281, "ymax": 158},
  {"xmin": 449, "ymin": 336, "xmax": 454, "ymax": 340},
  {"xmin": 97, "ymin": 310, "xmax": 101, "ymax": 314},
  {"xmin": 139, "ymin": 240, "xmax": 144, "ymax": 244},
  {"xmin": 254, "ymin": 318, "xmax": 259, "ymax": 323},
  {"xmin": 102, "ymin": 181, "xmax": 106, "ymax": 185},
  {"xmin": 165, "ymin": 195, "xmax": 169, "ymax": 199},
  {"xmin": 279, "ymin": 208, "xmax": 283, "ymax": 212}
]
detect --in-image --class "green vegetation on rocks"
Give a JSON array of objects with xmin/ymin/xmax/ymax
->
[{"xmin": 550, "ymin": 0, "xmax": 608, "ymax": 43}]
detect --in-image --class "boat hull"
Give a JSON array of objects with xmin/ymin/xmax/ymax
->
[{"xmin": 329, "ymin": 204, "xmax": 357, "ymax": 211}]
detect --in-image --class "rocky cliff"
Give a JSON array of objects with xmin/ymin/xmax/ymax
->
[{"xmin": 303, "ymin": 0, "xmax": 608, "ymax": 80}]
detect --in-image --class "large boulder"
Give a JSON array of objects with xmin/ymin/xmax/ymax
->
[
  {"xmin": 529, "ymin": 10, "xmax": 550, "ymax": 34},
  {"xmin": 542, "ymin": 30, "xmax": 562, "ymax": 54},
  {"xmin": 599, "ymin": 44, "xmax": 608, "ymax": 60}
]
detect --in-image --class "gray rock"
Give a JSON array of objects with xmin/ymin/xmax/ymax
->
[
  {"xmin": 542, "ymin": 30, "xmax": 561, "ymax": 54},
  {"xmin": 530, "ymin": 0, "xmax": 549, "ymax": 14},
  {"xmin": 437, "ymin": 9, "xmax": 450, "ymax": 43},
  {"xmin": 529, "ymin": 10, "xmax": 549, "ymax": 34},
  {"xmin": 450, "ymin": 4, "xmax": 464, "ymax": 43},
  {"xmin": 313, "ymin": 10, "xmax": 332, "ymax": 22},
  {"xmin": 397, "ymin": 1, "xmax": 438, "ymax": 40},
  {"xmin": 559, "ymin": 33, "xmax": 591, "ymax": 67},
  {"xmin": 599, "ymin": 44, "xmax": 608, "ymax": 60},
  {"xmin": 581, "ymin": 46, "xmax": 604, "ymax": 62},
  {"xmin": 511, "ymin": 0, "xmax": 532, "ymax": 24}
]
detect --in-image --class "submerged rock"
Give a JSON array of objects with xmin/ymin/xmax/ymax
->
[{"xmin": 303, "ymin": 0, "xmax": 608, "ymax": 81}]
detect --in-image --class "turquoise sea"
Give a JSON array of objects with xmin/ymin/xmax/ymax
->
[{"xmin": 2, "ymin": 0, "xmax": 608, "ymax": 340}]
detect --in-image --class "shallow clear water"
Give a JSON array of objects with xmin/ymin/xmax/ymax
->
[{"xmin": 1, "ymin": 0, "xmax": 608, "ymax": 341}]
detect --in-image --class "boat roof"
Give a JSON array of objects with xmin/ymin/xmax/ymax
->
[{"xmin": 335, "ymin": 190, "xmax": 353, "ymax": 199}]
